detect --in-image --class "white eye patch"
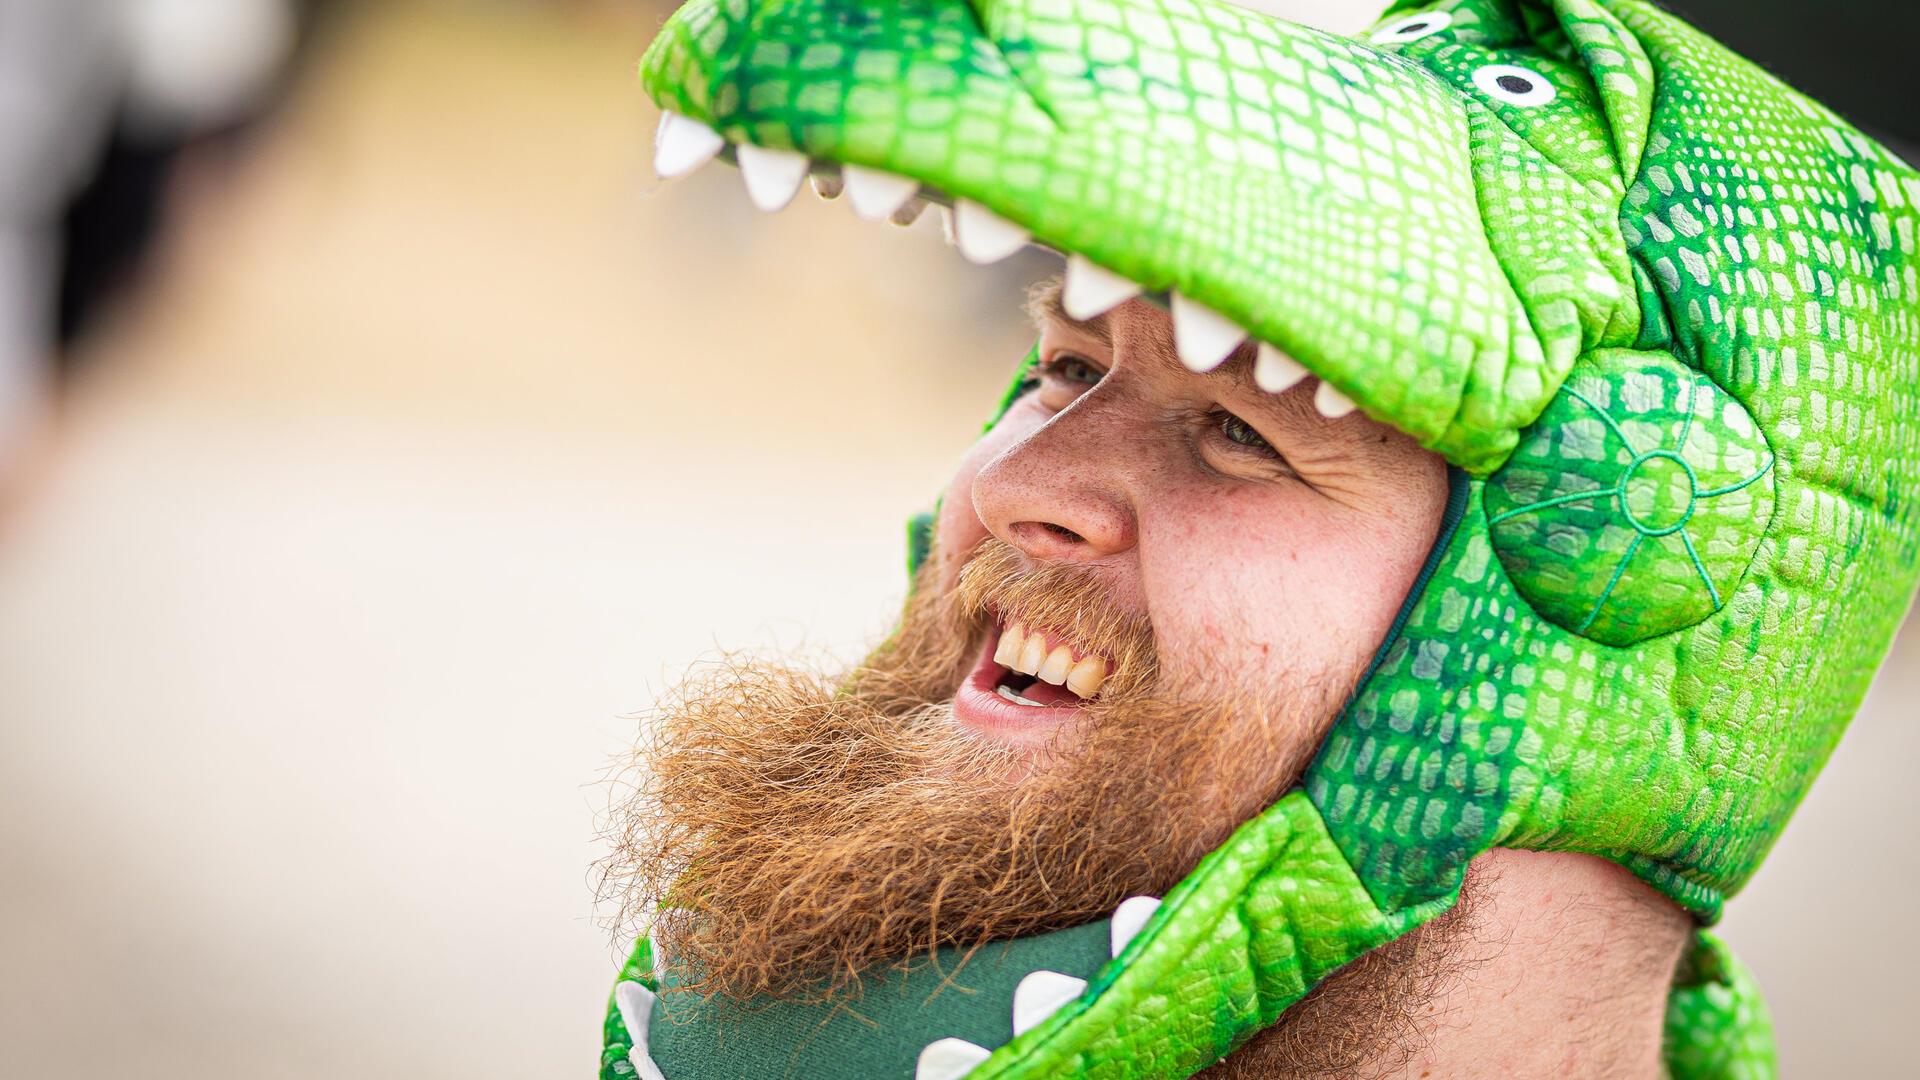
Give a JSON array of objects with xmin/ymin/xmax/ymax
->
[
  {"xmin": 1473, "ymin": 63, "xmax": 1558, "ymax": 106},
  {"xmin": 1371, "ymin": 10, "xmax": 1453, "ymax": 44}
]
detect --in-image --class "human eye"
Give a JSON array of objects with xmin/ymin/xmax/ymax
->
[
  {"xmin": 1216, "ymin": 410, "xmax": 1277, "ymax": 455},
  {"xmin": 1197, "ymin": 407, "xmax": 1296, "ymax": 479},
  {"xmin": 1032, "ymin": 352, "xmax": 1105, "ymax": 410},
  {"xmin": 1040, "ymin": 353, "xmax": 1103, "ymax": 387}
]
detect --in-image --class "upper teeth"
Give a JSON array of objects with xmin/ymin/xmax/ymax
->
[
  {"xmin": 736, "ymin": 143, "xmax": 810, "ymax": 212},
  {"xmin": 1314, "ymin": 377, "xmax": 1358, "ymax": 418},
  {"xmin": 889, "ymin": 197, "xmax": 928, "ymax": 226},
  {"xmin": 1169, "ymin": 292, "xmax": 1245, "ymax": 373},
  {"xmin": 652, "ymin": 111, "xmax": 724, "ymax": 178},
  {"xmin": 1255, "ymin": 342, "xmax": 1309, "ymax": 393},
  {"xmin": 993, "ymin": 621, "xmax": 1108, "ymax": 699},
  {"xmin": 953, "ymin": 199, "xmax": 1030, "ymax": 264},
  {"xmin": 1061, "ymin": 254, "xmax": 1142, "ymax": 320},
  {"xmin": 650, "ymin": 110, "xmax": 1363, "ymax": 418},
  {"xmin": 844, "ymin": 164, "xmax": 920, "ymax": 222}
]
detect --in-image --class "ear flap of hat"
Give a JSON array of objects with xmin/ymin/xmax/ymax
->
[{"xmin": 1327, "ymin": 0, "xmax": 1920, "ymax": 925}]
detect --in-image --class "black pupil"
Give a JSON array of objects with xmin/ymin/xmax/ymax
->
[
  {"xmin": 1496, "ymin": 74, "xmax": 1535, "ymax": 95},
  {"xmin": 1401, "ymin": 20, "xmax": 1431, "ymax": 33}
]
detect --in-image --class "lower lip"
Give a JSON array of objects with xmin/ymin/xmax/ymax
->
[{"xmin": 951, "ymin": 633, "xmax": 1086, "ymax": 740}]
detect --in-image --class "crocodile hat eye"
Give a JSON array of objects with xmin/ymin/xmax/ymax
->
[
  {"xmin": 1371, "ymin": 10, "xmax": 1453, "ymax": 44},
  {"xmin": 1473, "ymin": 63, "xmax": 1558, "ymax": 106}
]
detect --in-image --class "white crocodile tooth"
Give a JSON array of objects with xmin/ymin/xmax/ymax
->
[
  {"xmin": 890, "ymin": 196, "xmax": 928, "ymax": 226},
  {"xmin": 1254, "ymin": 343, "xmax": 1311, "ymax": 393},
  {"xmin": 1109, "ymin": 895, "xmax": 1162, "ymax": 957},
  {"xmin": 736, "ymin": 143, "xmax": 810, "ymax": 212},
  {"xmin": 1314, "ymin": 378, "xmax": 1358, "ymax": 418},
  {"xmin": 843, "ymin": 164, "xmax": 919, "ymax": 221},
  {"xmin": 1012, "ymin": 970, "xmax": 1088, "ymax": 1036},
  {"xmin": 1171, "ymin": 293, "xmax": 1245, "ymax": 372},
  {"xmin": 1062, "ymin": 255, "xmax": 1142, "ymax": 320},
  {"xmin": 653, "ymin": 111, "xmax": 724, "ymax": 179},
  {"xmin": 811, "ymin": 175, "xmax": 844, "ymax": 200},
  {"xmin": 954, "ymin": 199, "xmax": 1030, "ymax": 264},
  {"xmin": 613, "ymin": 981, "xmax": 668, "ymax": 1080},
  {"xmin": 916, "ymin": 1037, "xmax": 994, "ymax": 1080}
]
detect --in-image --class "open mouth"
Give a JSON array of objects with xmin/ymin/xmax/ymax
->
[
  {"xmin": 952, "ymin": 616, "xmax": 1112, "ymax": 734},
  {"xmin": 652, "ymin": 111, "xmax": 1357, "ymax": 417},
  {"xmin": 636, "ymin": 0, "xmax": 1575, "ymax": 476}
]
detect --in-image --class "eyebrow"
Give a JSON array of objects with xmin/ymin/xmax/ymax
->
[
  {"xmin": 1026, "ymin": 278, "xmax": 1113, "ymax": 346},
  {"xmin": 1034, "ymin": 276, "xmax": 1280, "ymax": 387},
  {"xmin": 1027, "ymin": 277, "xmax": 1330, "ymax": 430}
]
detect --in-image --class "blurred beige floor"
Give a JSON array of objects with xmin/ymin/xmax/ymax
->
[{"xmin": 0, "ymin": 1, "xmax": 1911, "ymax": 1077}]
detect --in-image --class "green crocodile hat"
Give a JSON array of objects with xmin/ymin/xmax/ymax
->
[{"xmin": 602, "ymin": 1, "xmax": 1920, "ymax": 1077}]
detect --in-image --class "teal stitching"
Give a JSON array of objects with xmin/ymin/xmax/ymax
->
[
  {"xmin": 1621, "ymin": 449, "xmax": 1699, "ymax": 537},
  {"xmin": 1489, "ymin": 485, "xmax": 1623, "ymax": 526},
  {"xmin": 1578, "ymin": 533, "xmax": 1644, "ymax": 635},
  {"xmin": 1680, "ymin": 527, "xmax": 1722, "ymax": 608},
  {"xmin": 1506, "ymin": 374, "xmax": 1772, "ymax": 639},
  {"xmin": 1566, "ymin": 386, "xmax": 1642, "ymax": 456},
  {"xmin": 1675, "ymin": 375, "xmax": 1701, "ymax": 455},
  {"xmin": 1695, "ymin": 455, "xmax": 1775, "ymax": 499}
]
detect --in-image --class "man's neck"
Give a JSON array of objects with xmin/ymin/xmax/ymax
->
[{"xmin": 1210, "ymin": 848, "xmax": 1693, "ymax": 1079}]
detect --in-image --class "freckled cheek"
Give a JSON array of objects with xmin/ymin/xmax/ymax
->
[{"xmin": 1140, "ymin": 491, "xmax": 1386, "ymax": 687}]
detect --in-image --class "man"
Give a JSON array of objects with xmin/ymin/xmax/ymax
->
[{"xmin": 599, "ymin": 0, "xmax": 1920, "ymax": 1077}]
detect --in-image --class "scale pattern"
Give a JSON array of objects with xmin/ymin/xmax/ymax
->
[
  {"xmin": 615, "ymin": 0, "xmax": 1920, "ymax": 1076},
  {"xmin": 643, "ymin": 0, "xmax": 1587, "ymax": 471}
]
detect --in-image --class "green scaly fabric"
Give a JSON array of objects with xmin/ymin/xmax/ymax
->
[{"xmin": 603, "ymin": 1, "xmax": 1920, "ymax": 1076}]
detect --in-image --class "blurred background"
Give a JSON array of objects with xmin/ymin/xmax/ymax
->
[{"xmin": 0, "ymin": 1, "xmax": 1911, "ymax": 1076}]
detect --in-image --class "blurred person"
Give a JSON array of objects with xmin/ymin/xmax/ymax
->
[
  {"xmin": 597, "ymin": 1, "xmax": 1920, "ymax": 1077},
  {"xmin": 0, "ymin": 0, "xmax": 299, "ymax": 488}
]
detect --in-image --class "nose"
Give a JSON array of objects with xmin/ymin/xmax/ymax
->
[{"xmin": 970, "ymin": 399, "xmax": 1138, "ymax": 564}]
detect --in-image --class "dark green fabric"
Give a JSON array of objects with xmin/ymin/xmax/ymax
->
[
  {"xmin": 905, "ymin": 510, "xmax": 936, "ymax": 579},
  {"xmin": 647, "ymin": 919, "xmax": 1114, "ymax": 1079}
]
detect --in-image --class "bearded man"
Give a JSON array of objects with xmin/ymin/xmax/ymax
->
[{"xmin": 597, "ymin": 1, "xmax": 1920, "ymax": 1077}]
